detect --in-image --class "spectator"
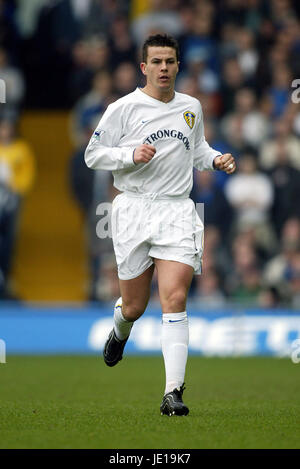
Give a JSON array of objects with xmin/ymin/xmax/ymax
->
[
  {"xmin": 263, "ymin": 217, "xmax": 300, "ymax": 301},
  {"xmin": 231, "ymin": 267, "xmax": 263, "ymax": 306},
  {"xmin": 180, "ymin": 49, "xmax": 219, "ymax": 95},
  {"xmin": 113, "ymin": 62, "xmax": 138, "ymax": 98},
  {"xmin": 216, "ymin": 0, "xmax": 248, "ymax": 27},
  {"xmin": 45, "ymin": 0, "xmax": 95, "ymax": 55},
  {"xmin": 177, "ymin": 75, "xmax": 201, "ymax": 98},
  {"xmin": 0, "ymin": 119, "xmax": 34, "ymax": 196},
  {"xmin": 199, "ymin": 119, "xmax": 235, "ymax": 189},
  {"xmin": 200, "ymin": 224, "xmax": 230, "ymax": 290},
  {"xmin": 259, "ymin": 118, "xmax": 300, "ymax": 171},
  {"xmin": 87, "ymin": 170, "xmax": 116, "ymax": 301},
  {"xmin": 177, "ymin": 5, "xmax": 196, "ymax": 57},
  {"xmin": 94, "ymin": 251, "xmax": 119, "ymax": 302},
  {"xmin": 0, "ymin": 181, "xmax": 19, "ymax": 298},
  {"xmin": 225, "ymin": 153, "xmax": 273, "ymax": 218},
  {"xmin": 286, "ymin": 250, "xmax": 300, "ymax": 309},
  {"xmin": 269, "ymin": 65, "xmax": 292, "ymax": 118},
  {"xmin": 15, "ymin": 0, "xmax": 48, "ymax": 39},
  {"xmin": 70, "ymin": 133, "xmax": 115, "ymax": 301},
  {"xmin": 68, "ymin": 40, "xmax": 94, "ymax": 105},
  {"xmin": 194, "ymin": 269, "xmax": 227, "ymax": 308},
  {"xmin": 220, "ymin": 57, "xmax": 247, "ymax": 114},
  {"xmin": 87, "ymin": 37, "xmax": 111, "ymax": 74},
  {"xmin": 108, "ymin": 15, "xmax": 137, "ymax": 69},
  {"xmin": 267, "ymin": 144, "xmax": 300, "ymax": 235},
  {"xmin": 69, "ymin": 113, "xmax": 114, "ymax": 301},
  {"xmin": 243, "ymin": 0, "xmax": 268, "ymax": 34},
  {"xmin": 292, "ymin": 107, "xmax": 300, "ymax": 138},
  {"xmin": 70, "ymin": 70, "xmax": 114, "ymax": 148},
  {"xmin": 221, "ymin": 87, "xmax": 270, "ymax": 150},
  {"xmin": 224, "ymin": 153, "xmax": 275, "ymax": 246},
  {"xmin": 0, "ymin": 47, "xmax": 25, "ymax": 120},
  {"xmin": 225, "ymin": 235, "xmax": 260, "ymax": 297},
  {"xmin": 131, "ymin": 0, "xmax": 183, "ymax": 45},
  {"xmin": 219, "ymin": 23, "xmax": 239, "ymax": 61},
  {"xmin": 270, "ymin": 0, "xmax": 296, "ymax": 24},
  {"xmin": 179, "ymin": 5, "xmax": 218, "ymax": 74},
  {"xmin": 236, "ymin": 27, "xmax": 259, "ymax": 79},
  {"xmin": 190, "ymin": 170, "xmax": 233, "ymax": 239},
  {"xmin": 0, "ymin": 119, "xmax": 35, "ymax": 296},
  {"xmin": 258, "ymin": 286, "xmax": 282, "ymax": 308},
  {"xmin": 69, "ymin": 143, "xmax": 94, "ymax": 216},
  {"xmin": 0, "ymin": 0, "xmax": 20, "ymax": 60}
]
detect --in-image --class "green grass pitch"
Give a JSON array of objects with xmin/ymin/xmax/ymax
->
[{"xmin": 0, "ymin": 355, "xmax": 300, "ymax": 449}]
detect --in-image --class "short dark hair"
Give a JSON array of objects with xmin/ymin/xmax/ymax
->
[{"xmin": 142, "ymin": 34, "xmax": 179, "ymax": 63}]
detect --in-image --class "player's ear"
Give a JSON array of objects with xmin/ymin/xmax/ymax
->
[{"xmin": 140, "ymin": 62, "xmax": 147, "ymax": 76}]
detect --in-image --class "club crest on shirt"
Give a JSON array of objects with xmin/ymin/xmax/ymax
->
[{"xmin": 183, "ymin": 111, "xmax": 195, "ymax": 129}]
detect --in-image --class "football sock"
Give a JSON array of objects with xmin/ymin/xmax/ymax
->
[
  {"xmin": 113, "ymin": 297, "xmax": 134, "ymax": 340},
  {"xmin": 161, "ymin": 311, "xmax": 189, "ymax": 395}
]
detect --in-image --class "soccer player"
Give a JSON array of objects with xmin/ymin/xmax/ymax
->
[{"xmin": 85, "ymin": 34, "xmax": 236, "ymax": 416}]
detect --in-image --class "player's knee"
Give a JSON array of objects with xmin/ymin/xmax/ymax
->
[
  {"xmin": 163, "ymin": 290, "xmax": 187, "ymax": 313},
  {"xmin": 122, "ymin": 302, "xmax": 146, "ymax": 322}
]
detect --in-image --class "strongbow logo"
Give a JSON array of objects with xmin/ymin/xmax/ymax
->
[
  {"xmin": 143, "ymin": 129, "xmax": 190, "ymax": 150},
  {"xmin": 183, "ymin": 111, "xmax": 195, "ymax": 129}
]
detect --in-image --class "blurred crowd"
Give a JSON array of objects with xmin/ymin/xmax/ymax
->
[{"xmin": 0, "ymin": 0, "xmax": 300, "ymax": 309}]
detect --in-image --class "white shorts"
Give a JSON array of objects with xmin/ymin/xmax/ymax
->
[{"xmin": 111, "ymin": 192, "xmax": 204, "ymax": 280}]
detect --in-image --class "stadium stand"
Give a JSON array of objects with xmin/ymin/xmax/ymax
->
[{"xmin": 0, "ymin": 0, "xmax": 299, "ymax": 308}]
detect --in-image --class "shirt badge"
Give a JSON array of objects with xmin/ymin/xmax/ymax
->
[
  {"xmin": 91, "ymin": 129, "xmax": 105, "ymax": 144},
  {"xmin": 183, "ymin": 111, "xmax": 196, "ymax": 129}
]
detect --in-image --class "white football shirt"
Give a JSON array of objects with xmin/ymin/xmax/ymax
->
[{"xmin": 84, "ymin": 87, "xmax": 221, "ymax": 198}]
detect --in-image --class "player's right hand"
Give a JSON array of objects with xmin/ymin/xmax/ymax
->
[{"xmin": 133, "ymin": 144, "xmax": 156, "ymax": 164}]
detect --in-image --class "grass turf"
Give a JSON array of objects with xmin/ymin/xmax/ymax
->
[{"xmin": 0, "ymin": 355, "xmax": 299, "ymax": 449}]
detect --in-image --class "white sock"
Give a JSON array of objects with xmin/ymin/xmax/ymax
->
[
  {"xmin": 161, "ymin": 311, "xmax": 189, "ymax": 395},
  {"xmin": 113, "ymin": 297, "xmax": 133, "ymax": 340}
]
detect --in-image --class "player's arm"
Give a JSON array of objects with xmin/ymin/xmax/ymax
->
[
  {"xmin": 84, "ymin": 103, "xmax": 137, "ymax": 171},
  {"xmin": 193, "ymin": 106, "xmax": 236, "ymax": 174}
]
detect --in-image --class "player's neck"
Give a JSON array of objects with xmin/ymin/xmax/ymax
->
[{"xmin": 141, "ymin": 85, "xmax": 175, "ymax": 103}]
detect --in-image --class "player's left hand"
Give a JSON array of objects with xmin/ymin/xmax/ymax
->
[{"xmin": 213, "ymin": 153, "xmax": 236, "ymax": 174}]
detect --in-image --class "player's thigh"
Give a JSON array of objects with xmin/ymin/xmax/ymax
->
[
  {"xmin": 154, "ymin": 259, "xmax": 194, "ymax": 313},
  {"xmin": 119, "ymin": 264, "xmax": 155, "ymax": 321}
]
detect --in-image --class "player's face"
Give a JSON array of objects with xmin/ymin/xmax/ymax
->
[{"xmin": 141, "ymin": 47, "xmax": 179, "ymax": 93}]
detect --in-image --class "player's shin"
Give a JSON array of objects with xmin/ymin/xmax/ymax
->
[
  {"xmin": 113, "ymin": 297, "xmax": 134, "ymax": 340},
  {"xmin": 161, "ymin": 311, "xmax": 189, "ymax": 395}
]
